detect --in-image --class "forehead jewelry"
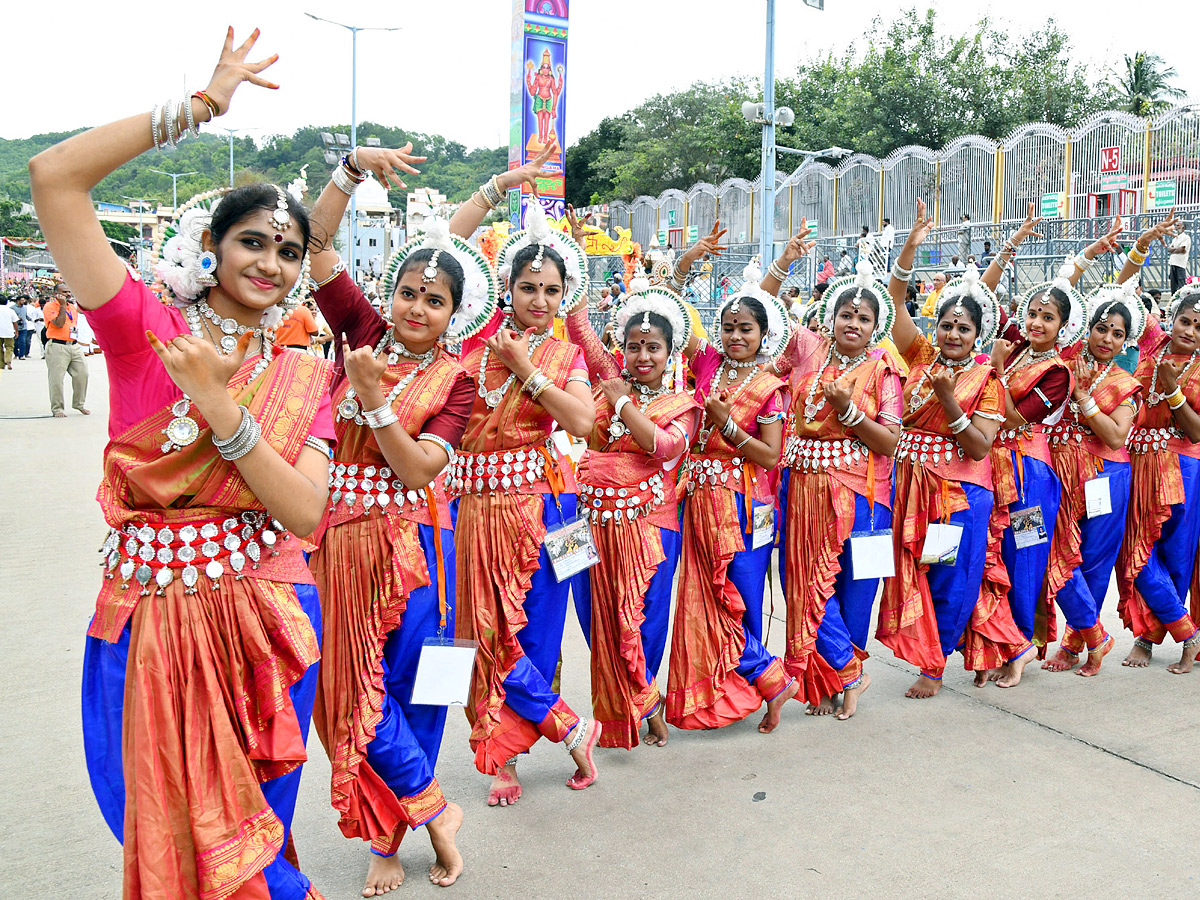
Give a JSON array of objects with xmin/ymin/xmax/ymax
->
[
  {"xmin": 852, "ymin": 287, "xmax": 863, "ymax": 309},
  {"xmin": 730, "ymin": 294, "xmax": 742, "ymax": 315},
  {"xmin": 641, "ymin": 311, "xmax": 652, "ymax": 333},
  {"xmin": 953, "ymin": 290, "xmax": 964, "ymax": 316},
  {"xmin": 268, "ymin": 186, "xmax": 290, "ymax": 241},
  {"xmin": 422, "ymin": 250, "xmax": 442, "ymax": 283},
  {"xmin": 530, "ymin": 242, "xmax": 545, "ymax": 273}
]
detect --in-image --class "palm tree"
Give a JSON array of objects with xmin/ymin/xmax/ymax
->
[{"xmin": 1107, "ymin": 52, "xmax": 1185, "ymax": 116}]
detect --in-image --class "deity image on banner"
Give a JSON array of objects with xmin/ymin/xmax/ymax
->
[{"xmin": 524, "ymin": 43, "xmax": 564, "ymax": 159}]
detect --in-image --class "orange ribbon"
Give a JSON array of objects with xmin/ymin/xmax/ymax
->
[
  {"xmin": 424, "ymin": 485, "xmax": 448, "ymax": 631},
  {"xmin": 743, "ymin": 464, "xmax": 756, "ymax": 535}
]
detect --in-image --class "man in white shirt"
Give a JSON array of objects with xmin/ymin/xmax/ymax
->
[
  {"xmin": 879, "ymin": 218, "xmax": 895, "ymax": 269},
  {"xmin": 856, "ymin": 226, "xmax": 873, "ymax": 266},
  {"xmin": 0, "ymin": 296, "xmax": 19, "ymax": 369},
  {"xmin": 1168, "ymin": 223, "xmax": 1191, "ymax": 294}
]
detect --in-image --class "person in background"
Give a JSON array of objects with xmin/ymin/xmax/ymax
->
[
  {"xmin": 0, "ymin": 296, "xmax": 18, "ymax": 369},
  {"xmin": 879, "ymin": 217, "xmax": 895, "ymax": 269},
  {"xmin": 905, "ymin": 282, "xmax": 918, "ymax": 317},
  {"xmin": 856, "ymin": 226, "xmax": 873, "ymax": 265},
  {"xmin": 14, "ymin": 296, "xmax": 38, "ymax": 360},
  {"xmin": 819, "ymin": 257, "xmax": 835, "ymax": 282},
  {"xmin": 919, "ymin": 271, "xmax": 950, "ymax": 316},
  {"xmin": 836, "ymin": 250, "xmax": 853, "ymax": 276},
  {"xmin": 981, "ymin": 240, "xmax": 996, "ymax": 266},
  {"xmin": 1167, "ymin": 221, "xmax": 1191, "ymax": 295},
  {"xmin": 958, "ymin": 213, "xmax": 972, "ymax": 263},
  {"xmin": 43, "ymin": 282, "xmax": 89, "ymax": 416},
  {"xmin": 273, "ymin": 297, "xmax": 319, "ymax": 351},
  {"xmin": 597, "ymin": 286, "xmax": 613, "ymax": 311}
]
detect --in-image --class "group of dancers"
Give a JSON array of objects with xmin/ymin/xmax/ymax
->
[{"xmin": 31, "ymin": 29, "xmax": 1200, "ymax": 900}]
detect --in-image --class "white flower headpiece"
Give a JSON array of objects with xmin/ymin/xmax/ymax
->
[
  {"xmin": 820, "ymin": 259, "xmax": 895, "ymax": 343},
  {"xmin": 382, "ymin": 217, "xmax": 499, "ymax": 342},
  {"xmin": 496, "ymin": 200, "xmax": 587, "ymax": 313},
  {"xmin": 614, "ymin": 287, "xmax": 691, "ymax": 355},
  {"xmin": 1086, "ymin": 275, "xmax": 1147, "ymax": 345},
  {"xmin": 1017, "ymin": 257, "xmax": 1086, "ymax": 347},
  {"xmin": 713, "ymin": 263, "xmax": 792, "ymax": 361},
  {"xmin": 935, "ymin": 264, "xmax": 1001, "ymax": 346},
  {"xmin": 1169, "ymin": 282, "xmax": 1200, "ymax": 322}
]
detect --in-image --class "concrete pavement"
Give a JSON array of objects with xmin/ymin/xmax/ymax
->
[{"xmin": 1, "ymin": 352, "xmax": 1197, "ymax": 899}]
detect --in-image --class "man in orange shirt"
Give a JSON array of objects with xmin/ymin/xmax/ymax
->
[
  {"xmin": 44, "ymin": 282, "xmax": 89, "ymax": 417},
  {"xmin": 273, "ymin": 301, "xmax": 318, "ymax": 351}
]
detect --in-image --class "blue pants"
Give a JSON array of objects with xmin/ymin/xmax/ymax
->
[
  {"xmin": 925, "ymin": 483, "xmax": 993, "ymax": 658},
  {"xmin": 814, "ymin": 494, "xmax": 893, "ymax": 670},
  {"xmin": 501, "ymin": 493, "xmax": 579, "ymax": 727},
  {"xmin": 15, "ymin": 329, "xmax": 32, "ymax": 358},
  {"xmin": 82, "ymin": 583, "xmax": 323, "ymax": 899},
  {"xmin": 367, "ymin": 523, "xmax": 454, "ymax": 850},
  {"xmin": 1134, "ymin": 455, "xmax": 1200, "ymax": 635},
  {"xmin": 776, "ymin": 468, "xmax": 791, "ymax": 596},
  {"xmin": 727, "ymin": 496, "xmax": 778, "ymax": 684},
  {"xmin": 1056, "ymin": 460, "xmax": 1130, "ymax": 630},
  {"xmin": 573, "ymin": 524, "xmax": 681, "ymax": 691},
  {"xmin": 1000, "ymin": 454, "xmax": 1061, "ymax": 640}
]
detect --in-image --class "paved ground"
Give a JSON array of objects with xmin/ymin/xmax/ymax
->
[{"xmin": 2, "ymin": 352, "xmax": 1198, "ymax": 899}]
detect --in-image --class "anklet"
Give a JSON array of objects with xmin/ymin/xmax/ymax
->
[
  {"xmin": 1133, "ymin": 637, "xmax": 1154, "ymax": 651},
  {"xmin": 564, "ymin": 717, "xmax": 590, "ymax": 753},
  {"xmin": 504, "ymin": 755, "xmax": 519, "ymax": 767},
  {"xmin": 1183, "ymin": 631, "xmax": 1200, "ymax": 649},
  {"xmin": 842, "ymin": 674, "xmax": 865, "ymax": 692}
]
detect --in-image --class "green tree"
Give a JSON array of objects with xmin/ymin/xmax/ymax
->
[{"xmin": 1106, "ymin": 52, "xmax": 1185, "ymax": 116}]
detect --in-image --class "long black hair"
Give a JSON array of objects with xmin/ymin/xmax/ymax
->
[
  {"xmin": 395, "ymin": 248, "xmax": 464, "ymax": 311},
  {"xmin": 209, "ymin": 183, "xmax": 311, "ymax": 249}
]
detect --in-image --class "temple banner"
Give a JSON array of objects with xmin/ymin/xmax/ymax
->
[{"xmin": 509, "ymin": 0, "xmax": 568, "ymax": 227}]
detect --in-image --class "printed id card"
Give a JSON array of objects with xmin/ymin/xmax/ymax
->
[
  {"xmin": 920, "ymin": 523, "xmax": 964, "ymax": 566},
  {"xmin": 410, "ymin": 637, "xmax": 478, "ymax": 706},
  {"xmin": 1085, "ymin": 476, "xmax": 1112, "ymax": 519},
  {"xmin": 545, "ymin": 517, "xmax": 600, "ymax": 582},
  {"xmin": 751, "ymin": 504, "xmax": 775, "ymax": 550},
  {"xmin": 1011, "ymin": 505, "xmax": 1049, "ymax": 549},
  {"xmin": 850, "ymin": 530, "xmax": 895, "ymax": 579}
]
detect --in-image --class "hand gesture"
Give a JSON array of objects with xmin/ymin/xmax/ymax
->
[
  {"xmin": 499, "ymin": 142, "xmax": 557, "ymax": 197},
  {"xmin": 1097, "ymin": 216, "xmax": 1124, "ymax": 253},
  {"xmin": 201, "ymin": 28, "xmax": 280, "ymax": 118},
  {"xmin": 599, "ymin": 377, "xmax": 631, "ymax": 407},
  {"xmin": 905, "ymin": 199, "xmax": 935, "ymax": 249},
  {"xmin": 565, "ymin": 204, "xmax": 593, "ymax": 245},
  {"xmin": 821, "ymin": 375, "xmax": 854, "ymax": 415},
  {"xmin": 1010, "ymin": 202, "xmax": 1044, "ymax": 248},
  {"xmin": 147, "ymin": 329, "xmax": 253, "ymax": 402},
  {"xmin": 1138, "ymin": 209, "xmax": 1180, "ymax": 250},
  {"xmin": 990, "ymin": 338, "xmax": 1015, "ymax": 371},
  {"xmin": 778, "ymin": 218, "xmax": 816, "ymax": 265},
  {"xmin": 682, "ymin": 222, "xmax": 728, "ymax": 268},
  {"xmin": 704, "ymin": 390, "xmax": 732, "ymax": 432},
  {"xmin": 487, "ymin": 326, "xmax": 535, "ymax": 374},
  {"xmin": 1157, "ymin": 355, "xmax": 1184, "ymax": 393},
  {"xmin": 1072, "ymin": 355, "xmax": 1096, "ymax": 399},
  {"xmin": 342, "ymin": 332, "xmax": 387, "ymax": 404},
  {"xmin": 930, "ymin": 366, "xmax": 958, "ymax": 401},
  {"xmin": 351, "ymin": 143, "xmax": 426, "ymax": 191}
]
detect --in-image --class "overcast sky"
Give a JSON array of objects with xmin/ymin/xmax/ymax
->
[{"xmin": 7, "ymin": 1, "xmax": 1197, "ymax": 152}]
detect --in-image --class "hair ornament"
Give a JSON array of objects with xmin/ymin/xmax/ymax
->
[
  {"xmin": 614, "ymin": 287, "xmax": 692, "ymax": 355},
  {"xmin": 1017, "ymin": 256, "xmax": 1086, "ymax": 347},
  {"xmin": 819, "ymin": 258, "xmax": 894, "ymax": 344},
  {"xmin": 712, "ymin": 265, "xmax": 792, "ymax": 362},
  {"xmin": 268, "ymin": 185, "xmax": 291, "ymax": 238},
  {"xmin": 496, "ymin": 200, "xmax": 588, "ymax": 311},
  {"xmin": 640, "ymin": 311, "xmax": 652, "ymax": 333},
  {"xmin": 937, "ymin": 264, "xmax": 1001, "ymax": 346},
  {"xmin": 1169, "ymin": 282, "xmax": 1200, "ymax": 322}
]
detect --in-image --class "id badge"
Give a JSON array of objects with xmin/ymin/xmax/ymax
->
[
  {"xmin": 545, "ymin": 516, "xmax": 600, "ymax": 582},
  {"xmin": 850, "ymin": 530, "xmax": 895, "ymax": 579},
  {"xmin": 410, "ymin": 637, "xmax": 478, "ymax": 707},
  {"xmin": 751, "ymin": 504, "xmax": 775, "ymax": 550},
  {"xmin": 920, "ymin": 523, "xmax": 964, "ymax": 566},
  {"xmin": 1084, "ymin": 476, "xmax": 1112, "ymax": 519},
  {"xmin": 1011, "ymin": 505, "xmax": 1049, "ymax": 548}
]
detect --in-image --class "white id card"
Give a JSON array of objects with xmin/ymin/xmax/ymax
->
[
  {"xmin": 751, "ymin": 504, "xmax": 775, "ymax": 549},
  {"xmin": 920, "ymin": 523, "xmax": 964, "ymax": 566},
  {"xmin": 850, "ymin": 530, "xmax": 895, "ymax": 579},
  {"xmin": 1085, "ymin": 476, "xmax": 1112, "ymax": 518},
  {"xmin": 545, "ymin": 517, "xmax": 600, "ymax": 582},
  {"xmin": 1011, "ymin": 505, "xmax": 1049, "ymax": 549},
  {"xmin": 410, "ymin": 638, "xmax": 478, "ymax": 706}
]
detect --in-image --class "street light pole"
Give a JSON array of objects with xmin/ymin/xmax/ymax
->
[
  {"xmin": 758, "ymin": 0, "xmax": 778, "ymax": 268},
  {"xmin": 305, "ymin": 14, "xmax": 400, "ymax": 285},
  {"xmin": 121, "ymin": 196, "xmax": 157, "ymax": 275},
  {"xmin": 149, "ymin": 169, "xmax": 198, "ymax": 212}
]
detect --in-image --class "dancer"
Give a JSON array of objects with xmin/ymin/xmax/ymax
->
[
  {"xmin": 563, "ymin": 244, "xmax": 699, "ymax": 748},
  {"xmin": 306, "ymin": 146, "xmax": 496, "ymax": 892},
  {"xmin": 445, "ymin": 169, "xmax": 601, "ymax": 805},
  {"xmin": 664, "ymin": 251, "xmax": 799, "ymax": 733},
  {"xmin": 1040, "ymin": 268, "xmax": 1144, "ymax": 676},
  {"xmin": 980, "ymin": 205, "xmax": 1084, "ymax": 685},
  {"xmin": 877, "ymin": 200, "xmax": 1024, "ymax": 700},
  {"xmin": 1116, "ymin": 229, "xmax": 1200, "ymax": 673},
  {"xmin": 37, "ymin": 30, "xmax": 331, "ymax": 898}
]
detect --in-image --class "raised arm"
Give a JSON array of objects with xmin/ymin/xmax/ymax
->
[
  {"xmin": 759, "ymin": 219, "xmax": 813, "ymax": 294},
  {"xmin": 29, "ymin": 28, "xmax": 274, "ymax": 310},
  {"xmin": 982, "ymin": 202, "xmax": 1043, "ymax": 293},
  {"xmin": 1118, "ymin": 210, "xmax": 1181, "ymax": 286},
  {"xmin": 888, "ymin": 199, "xmax": 935, "ymax": 354},
  {"xmin": 1067, "ymin": 217, "xmax": 1123, "ymax": 287},
  {"xmin": 447, "ymin": 142, "xmax": 558, "ymax": 239}
]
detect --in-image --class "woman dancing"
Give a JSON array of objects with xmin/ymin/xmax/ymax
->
[
  {"xmin": 38, "ymin": 30, "xmax": 331, "ymax": 898},
  {"xmin": 445, "ymin": 169, "xmax": 601, "ymax": 805},
  {"xmin": 664, "ymin": 253, "xmax": 799, "ymax": 733},
  {"xmin": 563, "ymin": 252, "xmax": 699, "ymax": 748},
  {"xmin": 305, "ymin": 145, "xmax": 497, "ymax": 891},
  {"xmin": 877, "ymin": 201, "xmax": 1024, "ymax": 699}
]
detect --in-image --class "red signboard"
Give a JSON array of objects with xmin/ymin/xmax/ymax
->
[{"xmin": 1100, "ymin": 146, "xmax": 1121, "ymax": 173}]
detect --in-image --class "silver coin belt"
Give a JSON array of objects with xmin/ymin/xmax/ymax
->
[
  {"xmin": 684, "ymin": 455, "xmax": 746, "ymax": 493},
  {"xmin": 328, "ymin": 462, "xmax": 428, "ymax": 512},
  {"xmin": 997, "ymin": 424, "xmax": 1037, "ymax": 446},
  {"xmin": 578, "ymin": 472, "xmax": 667, "ymax": 526},
  {"xmin": 447, "ymin": 445, "xmax": 547, "ymax": 495},
  {"xmin": 1128, "ymin": 426, "xmax": 1184, "ymax": 455},
  {"xmin": 895, "ymin": 430, "xmax": 965, "ymax": 465},
  {"xmin": 784, "ymin": 436, "xmax": 870, "ymax": 472},
  {"xmin": 98, "ymin": 513, "xmax": 289, "ymax": 596},
  {"xmin": 1045, "ymin": 422, "xmax": 1091, "ymax": 448}
]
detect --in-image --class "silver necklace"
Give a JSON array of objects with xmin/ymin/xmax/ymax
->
[
  {"xmin": 194, "ymin": 298, "xmax": 264, "ymax": 353},
  {"xmin": 1001, "ymin": 345, "xmax": 1058, "ymax": 387},
  {"xmin": 697, "ymin": 357, "xmax": 761, "ymax": 445},
  {"xmin": 162, "ymin": 305, "xmax": 272, "ymax": 453},
  {"xmin": 337, "ymin": 329, "xmax": 436, "ymax": 425},
  {"xmin": 477, "ymin": 317, "xmax": 551, "ymax": 408},
  {"xmin": 908, "ymin": 353, "xmax": 976, "ymax": 412},
  {"xmin": 1069, "ymin": 347, "xmax": 1115, "ymax": 419},
  {"xmin": 1147, "ymin": 343, "xmax": 1200, "ymax": 406},
  {"xmin": 608, "ymin": 380, "xmax": 669, "ymax": 442},
  {"xmin": 803, "ymin": 345, "xmax": 869, "ymax": 422}
]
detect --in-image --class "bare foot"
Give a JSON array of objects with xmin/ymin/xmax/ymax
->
[
  {"xmin": 642, "ymin": 705, "xmax": 668, "ymax": 747},
  {"xmin": 566, "ymin": 719, "xmax": 602, "ymax": 790},
  {"xmin": 805, "ymin": 695, "xmax": 836, "ymax": 716},
  {"xmin": 363, "ymin": 852, "xmax": 404, "ymax": 896},
  {"xmin": 1042, "ymin": 647, "xmax": 1081, "ymax": 672},
  {"xmin": 1077, "ymin": 635, "xmax": 1114, "ymax": 677},
  {"xmin": 837, "ymin": 672, "xmax": 870, "ymax": 720},
  {"xmin": 996, "ymin": 645, "xmax": 1035, "ymax": 688},
  {"xmin": 53, "ymin": 411, "xmax": 66, "ymax": 418},
  {"xmin": 758, "ymin": 678, "xmax": 799, "ymax": 733},
  {"xmin": 78, "ymin": 408, "xmax": 91, "ymax": 415},
  {"xmin": 1167, "ymin": 639, "xmax": 1200, "ymax": 675},
  {"xmin": 1122, "ymin": 642, "xmax": 1152, "ymax": 668},
  {"xmin": 905, "ymin": 675, "xmax": 941, "ymax": 699},
  {"xmin": 986, "ymin": 667, "xmax": 1004, "ymax": 682},
  {"xmin": 487, "ymin": 763, "xmax": 521, "ymax": 807},
  {"xmin": 973, "ymin": 669, "xmax": 998, "ymax": 687},
  {"xmin": 427, "ymin": 802, "xmax": 464, "ymax": 887}
]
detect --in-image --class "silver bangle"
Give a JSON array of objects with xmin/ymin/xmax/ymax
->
[
  {"xmin": 418, "ymin": 432, "xmax": 455, "ymax": 459},
  {"xmin": 891, "ymin": 263, "xmax": 913, "ymax": 281},
  {"xmin": 183, "ymin": 94, "xmax": 198, "ymax": 139},
  {"xmin": 721, "ymin": 417, "xmax": 738, "ymax": 438},
  {"xmin": 151, "ymin": 103, "xmax": 163, "ymax": 151},
  {"xmin": 837, "ymin": 401, "xmax": 860, "ymax": 425},
  {"xmin": 768, "ymin": 259, "xmax": 788, "ymax": 282},
  {"xmin": 566, "ymin": 374, "xmax": 591, "ymax": 388},
  {"xmin": 303, "ymin": 435, "xmax": 332, "ymax": 459},
  {"xmin": 213, "ymin": 406, "xmax": 261, "ymax": 461},
  {"xmin": 332, "ymin": 164, "xmax": 363, "ymax": 196},
  {"xmin": 613, "ymin": 394, "xmax": 632, "ymax": 421},
  {"xmin": 948, "ymin": 414, "xmax": 971, "ymax": 434},
  {"xmin": 1074, "ymin": 253, "xmax": 1095, "ymax": 270},
  {"xmin": 363, "ymin": 402, "xmax": 399, "ymax": 430},
  {"xmin": 163, "ymin": 98, "xmax": 177, "ymax": 150}
]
